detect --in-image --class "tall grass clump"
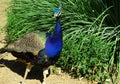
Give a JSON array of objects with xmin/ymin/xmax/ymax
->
[
  {"xmin": 6, "ymin": 0, "xmax": 120, "ymax": 83},
  {"xmin": 57, "ymin": 33, "xmax": 113, "ymax": 82}
]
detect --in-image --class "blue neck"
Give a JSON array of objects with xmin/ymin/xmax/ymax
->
[
  {"xmin": 54, "ymin": 17, "xmax": 62, "ymax": 34},
  {"xmin": 45, "ymin": 16, "xmax": 63, "ymax": 58}
]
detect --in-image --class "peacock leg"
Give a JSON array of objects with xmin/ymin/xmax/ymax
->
[
  {"xmin": 20, "ymin": 64, "xmax": 33, "ymax": 84},
  {"xmin": 41, "ymin": 68, "xmax": 49, "ymax": 84}
]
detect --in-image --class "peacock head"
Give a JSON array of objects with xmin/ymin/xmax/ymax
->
[
  {"xmin": 54, "ymin": 8, "xmax": 61, "ymax": 18},
  {"xmin": 54, "ymin": 3, "xmax": 63, "ymax": 18}
]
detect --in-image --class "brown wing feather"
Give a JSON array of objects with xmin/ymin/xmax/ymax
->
[{"xmin": 7, "ymin": 32, "xmax": 45, "ymax": 55}]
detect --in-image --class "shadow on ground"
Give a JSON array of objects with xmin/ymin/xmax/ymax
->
[{"xmin": 0, "ymin": 59, "xmax": 48, "ymax": 82}]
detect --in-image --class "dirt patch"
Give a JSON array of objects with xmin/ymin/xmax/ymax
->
[{"xmin": 0, "ymin": 55, "xmax": 90, "ymax": 84}]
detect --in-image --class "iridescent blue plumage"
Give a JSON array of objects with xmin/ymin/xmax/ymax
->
[{"xmin": 45, "ymin": 10, "xmax": 63, "ymax": 58}]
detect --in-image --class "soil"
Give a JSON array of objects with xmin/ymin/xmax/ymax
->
[{"xmin": 0, "ymin": 0, "xmax": 119, "ymax": 84}]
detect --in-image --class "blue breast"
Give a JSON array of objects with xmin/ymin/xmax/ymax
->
[{"xmin": 45, "ymin": 18, "xmax": 63, "ymax": 58}]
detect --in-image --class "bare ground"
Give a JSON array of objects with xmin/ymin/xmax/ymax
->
[{"xmin": 0, "ymin": 0, "xmax": 119, "ymax": 84}]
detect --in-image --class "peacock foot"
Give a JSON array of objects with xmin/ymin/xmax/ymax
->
[
  {"xmin": 0, "ymin": 64, "xmax": 6, "ymax": 67},
  {"xmin": 56, "ymin": 67, "xmax": 62, "ymax": 75},
  {"xmin": 20, "ymin": 81, "xmax": 26, "ymax": 84},
  {"xmin": 41, "ymin": 82, "xmax": 46, "ymax": 84}
]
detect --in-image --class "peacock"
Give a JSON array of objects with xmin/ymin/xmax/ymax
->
[{"xmin": 0, "ymin": 6, "xmax": 63, "ymax": 84}]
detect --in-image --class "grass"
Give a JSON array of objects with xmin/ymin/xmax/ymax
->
[{"xmin": 6, "ymin": 0, "xmax": 120, "ymax": 83}]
